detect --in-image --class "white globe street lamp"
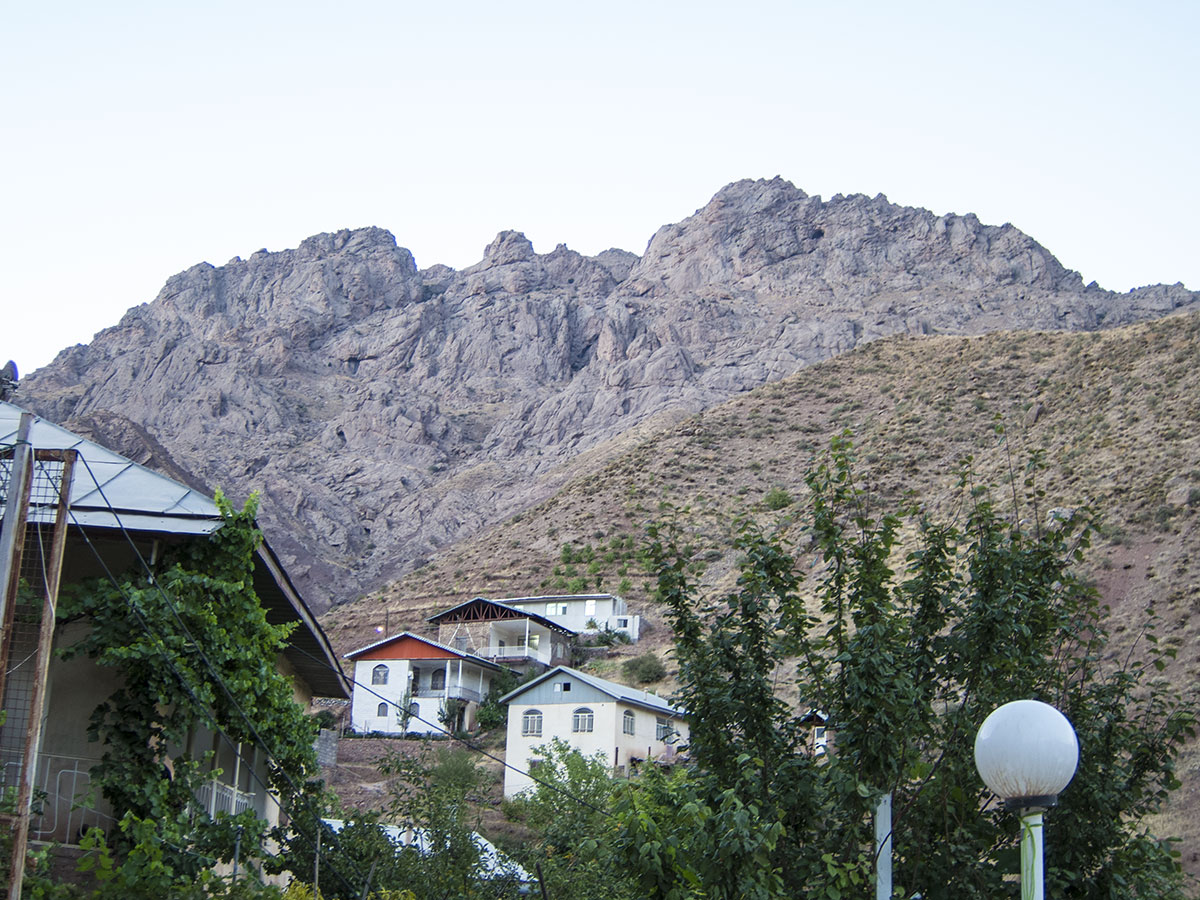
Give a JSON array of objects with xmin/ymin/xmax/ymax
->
[{"xmin": 974, "ymin": 700, "xmax": 1079, "ymax": 900}]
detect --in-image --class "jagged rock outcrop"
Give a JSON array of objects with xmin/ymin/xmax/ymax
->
[{"xmin": 19, "ymin": 178, "xmax": 1200, "ymax": 607}]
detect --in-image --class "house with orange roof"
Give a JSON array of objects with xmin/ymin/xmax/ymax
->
[{"xmin": 344, "ymin": 631, "xmax": 508, "ymax": 734}]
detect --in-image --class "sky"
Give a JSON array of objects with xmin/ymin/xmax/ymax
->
[{"xmin": 4, "ymin": 1, "xmax": 1198, "ymax": 375}]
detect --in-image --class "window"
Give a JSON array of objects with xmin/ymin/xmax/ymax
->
[
  {"xmin": 546, "ymin": 602, "xmax": 568, "ymax": 615},
  {"xmin": 522, "ymin": 709, "xmax": 543, "ymax": 737},
  {"xmin": 529, "ymin": 633, "xmax": 541, "ymax": 650},
  {"xmin": 561, "ymin": 681, "xmax": 571, "ymax": 692},
  {"xmin": 617, "ymin": 618, "xmax": 629, "ymax": 628},
  {"xmin": 431, "ymin": 669, "xmax": 446, "ymax": 690},
  {"xmin": 656, "ymin": 717, "xmax": 674, "ymax": 741},
  {"xmin": 372, "ymin": 664, "xmax": 389, "ymax": 685},
  {"xmin": 623, "ymin": 709, "xmax": 635, "ymax": 735},
  {"xmin": 584, "ymin": 598, "xmax": 596, "ymax": 616},
  {"xmin": 573, "ymin": 707, "xmax": 594, "ymax": 733},
  {"xmin": 377, "ymin": 702, "xmax": 388, "ymax": 717},
  {"xmin": 409, "ymin": 702, "xmax": 420, "ymax": 717},
  {"xmin": 454, "ymin": 635, "xmax": 468, "ymax": 651}
]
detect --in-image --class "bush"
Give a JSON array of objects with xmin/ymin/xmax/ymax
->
[
  {"xmin": 622, "ymin": 652, "xmax": 666, "ymax": 684},
  {"xmin": 763, "ymin": 486, "xmax": 793, "ymax": 510}
]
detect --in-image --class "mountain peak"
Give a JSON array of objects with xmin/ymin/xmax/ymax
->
[{"xmin": 17, "ymin": 180, "xmax": 1200, "ymax": 607}]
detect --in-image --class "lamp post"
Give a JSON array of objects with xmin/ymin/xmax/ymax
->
[{"xmin": 974, "ymin": 700, "xmax": 1079, "ymax": 900}]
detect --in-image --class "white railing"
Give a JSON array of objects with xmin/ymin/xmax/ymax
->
[
  {"xmin": 194, "ymin": 779, "xmax": 256, "ymax": 818},
  {"xmin": 1, "ymin": 754, "xmax": 113, "ymax": 844},
  {"xmin": 487, "ymin": 644, "xmax": 552, "ymax": 664},
  {"xmin": 414, "ymin": 686, "xmax": 484, "ymax": 703}
]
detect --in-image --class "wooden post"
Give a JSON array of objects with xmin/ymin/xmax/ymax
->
[{"xmin": 5, "ymin": 446, "xmax": 75, "ymax": 899}]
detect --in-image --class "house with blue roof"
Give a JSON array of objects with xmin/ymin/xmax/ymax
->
[{"xmin": 499, "ymin": 665, "xmax": 688, "ymax": 797}]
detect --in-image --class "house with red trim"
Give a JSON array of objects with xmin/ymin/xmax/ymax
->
[{"xmin": 344, "ymin": 631, "xmax": 507, "ymax": 734}]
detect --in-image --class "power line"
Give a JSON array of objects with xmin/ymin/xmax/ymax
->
[
  {"xmin": 50, "ymin": 456, "xmax": 367, "ymax": 896},
  {"xmin": 289, "ymin": 643, "xmax": 618, "ymax": 821}
]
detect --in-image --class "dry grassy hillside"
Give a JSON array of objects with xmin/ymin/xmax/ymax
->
[{"xmin": 322, "ymin": 311, "xmax": 1200, "ymax": 867}]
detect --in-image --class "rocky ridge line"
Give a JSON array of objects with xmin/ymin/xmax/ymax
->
[{"xmin": 19, "ymin": 178, "xmax": 1200, "ymax": 607}]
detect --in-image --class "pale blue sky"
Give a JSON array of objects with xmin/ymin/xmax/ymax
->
[{"xmin": 4, "ymin": 0, "xmax": 1197, "ymax": 373}]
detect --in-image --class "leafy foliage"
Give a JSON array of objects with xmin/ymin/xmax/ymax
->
[
  {"xmin": 55, "ymin": 493, "xmax": 319, "ymax": 889},
  {"xmin": 504, "ymin": 739, "xmax": 637, "ymax": 900},
  {"xmin": 615, "ymin": 434, "xmax": 1195, "ymax": 899},
  {"xmin": 621, "ymin": 651, "xmax": 667, "ymax": 684},
  {"xmin": 277, "ymin": 745, "xmax": 524, "ymax": 900}
]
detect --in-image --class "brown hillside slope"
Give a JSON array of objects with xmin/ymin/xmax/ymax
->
[{"xmin": 323, "ymin": 311, "xmax": 1200, "ymax": 869}]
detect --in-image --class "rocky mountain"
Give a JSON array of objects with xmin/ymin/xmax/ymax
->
[{"xmin": 17, "ymin": 178, "xmax": 1200, "ymax": 607}]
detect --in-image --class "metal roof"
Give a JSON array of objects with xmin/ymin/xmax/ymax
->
[
  {"xmin": 0, "ymin": 401, "xmax": 348, "ymax": 699},
  {"xmin": 427, "ymin": 596, "xmax": 577, "ymax": 636},
  {"xmin": 499, "ymin": 665, "xmax": 685, "ymax": 717},
  {"xmin": 0, "ymin": 401, "xmax": 221, "ymax": 532}
]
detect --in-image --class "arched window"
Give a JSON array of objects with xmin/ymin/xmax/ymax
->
[
  {"xmin": 623, "ymin": 709, "xmax": 636, "ymax": 735},
  {"xmin": 377, "ymin": 702, "xmax": 388, "ymax": 717},
  {"xmin": 572, "ymin": 707, "xmax": 594, "ymax": 733},
  {"xmin": 409, "ymin": 701, "xmax": 420, "ymax": 717},
  {"xmin": 522, "ymin": 709, "xmax": 543, "ymax": 737},
  {"xmin": 431, "ymin": 668, "xmax": 446, "ymax": 690},
  {"xmin": 372, "ymin": 664, "xmax": 389, "ymax": 685}
]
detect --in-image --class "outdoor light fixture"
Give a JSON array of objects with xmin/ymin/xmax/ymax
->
[{"xmin": 974, "ymin": 700, "xmax": 1078, "ymax": 900}]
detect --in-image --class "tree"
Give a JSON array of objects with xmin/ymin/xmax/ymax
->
[
  {"xmin": 277, "ymin": 744, "xmax": 524, "ymax": 900},
  {"xmin": 503, "ymin": 739, "xmax": 637, "ymax": 900},
  {"xmin": 615, "ymin": 435, "xmax": 1194, "ymax": 899}
]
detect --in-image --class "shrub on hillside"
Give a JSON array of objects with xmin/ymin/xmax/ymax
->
[{"xmin": 622, "ymin": 652, "xmax": 666, "ymax": 684}]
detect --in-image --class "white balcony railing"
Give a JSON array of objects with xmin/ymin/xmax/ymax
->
[
  {"xmin": 414, "ymin": 686, "xmax": 484, "ymax": 704},
  {"xmin": 194, "ymin": 779, "xmax": 256, "ymax": 818}
]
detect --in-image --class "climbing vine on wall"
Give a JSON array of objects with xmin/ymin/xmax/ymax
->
[{"xmin": 58, "ymin": 492, "xmax": 319, "ymax": 881}]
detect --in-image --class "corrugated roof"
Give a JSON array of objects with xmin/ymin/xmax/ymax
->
[
  {"xmin": 0, "ymin": 401, "xmax": 348, "ymax": 699},
  {"xmin": 0, "ymin": 401, "xmax": 221, "ymax": 532},
  {"xmin": 499, "ymin": 665, "xmax": 685, "ymax": 717},
  {"xmin": 427, "ymin": 596, "xmax": 577, "ymax": 636}
]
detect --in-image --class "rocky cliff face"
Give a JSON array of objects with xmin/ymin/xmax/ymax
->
[{"xmin": 19, "ymin": 178, "xmax": 1200, "ymax": 607}]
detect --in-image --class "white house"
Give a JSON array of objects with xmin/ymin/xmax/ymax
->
[
  {"xmin": 500, "ymin": 665, "xmax": 688, "ymax": 798},
  {"xmin": 497, "ymin": 593, "xmax": 641, "ymax": 641},
  {"xmin": 426, "ymin": 597, "xmax": 574, "ymax": 674},
  {"xmin": 344, "ymin": 632, "xmax": 507, "ymax": 734}
]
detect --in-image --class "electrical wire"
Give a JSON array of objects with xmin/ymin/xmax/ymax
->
[
  {"xmin": 47, "ymin": 454, "xmax": 367, "ymax": 897},
  {"xmin": 289, "ymin": 643, "xmax": 619, "ymax": 821},
  {"xmin": 43, "ymin": 446, "xmax": 623, "ymax": 894}
]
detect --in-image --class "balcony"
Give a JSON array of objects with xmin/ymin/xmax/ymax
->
[
  {"xmin": 194, "ymin": 778, "xmax": 256, "ymax": 818},
  {"xmin": 414, "ymin": 685, "xmax": 484, "ymax": 704}
]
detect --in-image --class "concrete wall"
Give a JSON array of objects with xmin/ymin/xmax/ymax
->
[{"xmin": 509, "ymin": 597, "xmax": 640, "ymax": 640}]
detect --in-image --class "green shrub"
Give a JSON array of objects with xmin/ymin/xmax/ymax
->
[
  {"xmin": 763, "ymin": 486, "xmax": 793, "ymax": 510},
  {"xmin": 622, "ymin": 652, "xmax": 666, "ymax": 684}
]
